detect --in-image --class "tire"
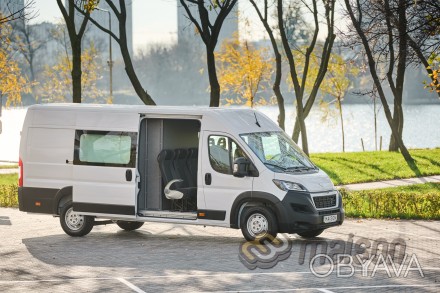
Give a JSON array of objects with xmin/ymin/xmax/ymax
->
[
  {"xmin": 116, "ymin": 221, "xmax": 144, "ymax": 231},
  {"xmin": 297, "ymin": 229, "xmax": 324, "ymax": 239},
  {"xmin": 240, "ymin": 206, "xmax": 278, "ymax": 242},
  {"xmin": 60, "ymin": 201, "xmax": 94, "ymax": 237}
]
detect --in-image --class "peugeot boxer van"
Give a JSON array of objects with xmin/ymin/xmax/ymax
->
[{"xmin": 18, "ymin": 104, "xmax": 344, "ymax": 241}]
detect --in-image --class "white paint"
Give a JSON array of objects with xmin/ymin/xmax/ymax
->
[{"xmin": 116, "ymin": 277, "xmax": 146, "ymax": 293}]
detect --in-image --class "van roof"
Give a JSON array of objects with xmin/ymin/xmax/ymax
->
[{"xmin": 26, "ymin": 103, "xmax": 280, "ymax": 134}]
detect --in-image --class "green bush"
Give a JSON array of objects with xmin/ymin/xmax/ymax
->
[
  {"xmin": 0, "ymin": 184, "xmax": 18, "ymax": 208},
  {"xmin": 340, "ymin": 185, "xmax": 440, "ymax": 219}
]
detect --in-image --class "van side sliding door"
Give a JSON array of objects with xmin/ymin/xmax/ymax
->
[{"xmin": 71, "ymin": 130, "xmax": 137, "ymax": 218}]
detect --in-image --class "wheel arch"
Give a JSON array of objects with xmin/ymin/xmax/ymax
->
[
  {"xmin": 52, "ymin": 186, "xmax": 73, "ymax": 215},
  {"xmin": 230, "ymin": 191, "xmax": 283, "ymax": 229}
]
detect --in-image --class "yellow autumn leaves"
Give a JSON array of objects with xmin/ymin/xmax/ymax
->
[
  {"xmin": 0, "ymin": 21, "xmax": 31, "ymax": 106},
  {"xmin": 216, "ymin": 34, "xmax": 274, "ymax": 108}
]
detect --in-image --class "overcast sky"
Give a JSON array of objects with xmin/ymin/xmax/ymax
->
[{"xmin": 31, "ymin": 0, "xmax": 178, "ymax": 52}]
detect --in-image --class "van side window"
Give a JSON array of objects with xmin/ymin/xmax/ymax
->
[
  {"xmin": 74, "ymin": 130, "xmax": 137, "ymax": 167},
  {"xmin": 208, "ymin": 135, "xmax": 246, "ymax": 175}
]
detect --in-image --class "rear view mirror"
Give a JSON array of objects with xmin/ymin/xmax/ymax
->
[{"xmin": 233, "ymin": 157, "xmax": 249, "ymax": 178}]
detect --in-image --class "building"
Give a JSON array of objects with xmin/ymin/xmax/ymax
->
[{"xmin": 177, "ymin": 1, "xmax": 238, "ymax": 47}]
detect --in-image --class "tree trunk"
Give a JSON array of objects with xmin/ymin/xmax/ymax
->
[
  {"xmin": 297, "ymin": 99, "xmax": 309, "ymax": 155},
  {"xmin": 292, "ymin": 118, "xmax": 301, "ymax": 142},
  {"xmin": 273, "ymin": 51, "xmax": 285, "ymax": 130},
  {"xmin": 207, "ymin": 49, "xmax": 220, "ymax": 107},
  {"xmin": 71, "ymin": 40, "xmax": 82, "ymax": 103},
  {"xmin": 338, "ymin": 98, "xmax": 345, "ymax": 152}
]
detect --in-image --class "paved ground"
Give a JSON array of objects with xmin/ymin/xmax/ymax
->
[
  {"xmin": 341, "ymin": 175, "xmax": 440, "ymax": 191},
  {"xmin": 0, "ymin": 169, "xmax": 18, "ymax": 174},
  {"xmin": 0, "ymin": 208, "xmax": 439, "ymax": 292}
]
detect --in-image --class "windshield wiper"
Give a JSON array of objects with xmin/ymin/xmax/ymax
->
[
  {"xmin": 285, "ymin": 166, "xmax": 314, "ymax": 171},
  {"xmin": 264, "ymin": 162, "xmax": 286, "ymax": 171}
]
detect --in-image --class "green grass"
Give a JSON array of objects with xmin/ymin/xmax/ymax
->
[
  {"xmin": 341, "ymin": 183, "xmax": 440, "ymax": 220},
  {"xmin": 0, "ymin": 174, "xmax": 18, "ymax": 185},
  {"xmin": 310, "ymin": 148, "xmax": 440, "ymax": 185},
  {"xmin": 0, "ymin": 164, "xmax": 18, "ymax": 169}
]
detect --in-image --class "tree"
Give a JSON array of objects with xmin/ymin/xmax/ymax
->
[
  {"xmin": 10, "ymin": 21, "xmax": 48, "ymax": 84},
  {"xmin": 179, "ymin": 0, "xmax": 238, "ymax": 107},
  {"xmin": 40, "ymin": 44, "xmax": 104, "ymax": 103},
  {"xmin": 57, "ymin": 0, "xmax": 91, "ymax": 103},
  {"xmin": 76, "ymin": 0, "xmax": 156, "ymax": 105},
  {"xmin": 216, "ymin": 34, "xmax": 273, "ymax": 107},
  {"xmin": 424, "ymin": 53, "xmax": 440, "ymax": 94},
  {"xmin": 0, "ymin": 0, "xmax": 36, "ymax": 25},
  {"xmin": 277, "ymin": 0, "xmax": 336, "ymax": 155},
  {"xmin": 0, "ymin": 22, "xmax": 31, "ymax": 106},
  {"xmin": 343, "ymin": 0, "xmax": 414, "ymax": 162},
  {"xmin": 319, "ymin": 53, "xmax": 359, "ymax": 152},
  {"xmin": 249, "ymin": 0, "xmax": 286, "ymax": 129}
]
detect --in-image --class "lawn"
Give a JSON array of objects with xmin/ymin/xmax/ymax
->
[
  {"xmin": 0, "ymin": 174, "xmax": 17, "ymax": 185},
  {"xmin": 0, "ymin": 164, "xmax": 18, "ymax": 169},
  {"xmin": 311, "ymin": 148, "xmax": 440, "ymax": 185},
  {"xmin": 341, "ymin": 183, "xmax": 440, "ymax": 220}
]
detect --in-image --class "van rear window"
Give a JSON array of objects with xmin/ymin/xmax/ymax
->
[{"xmin": 74, "ymin": 130, "xmax": 137, "ymax": 167}]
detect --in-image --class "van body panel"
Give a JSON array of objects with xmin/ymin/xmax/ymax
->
[{"xmin": 273, "ymin": 170, "xmax": 335, "ymax": 193}]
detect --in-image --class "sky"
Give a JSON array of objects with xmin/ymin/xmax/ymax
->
[{"xmin": 30, "ymin": 0, "xmax": 178, "ymax": 52}]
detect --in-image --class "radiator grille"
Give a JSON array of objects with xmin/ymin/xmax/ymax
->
[{"xmin": 313, "ymin": 194, "xmax": 337, "ymax": 209}]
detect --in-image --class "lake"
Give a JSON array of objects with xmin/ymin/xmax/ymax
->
[{"xmin": 0, "ymin": 104, "xmax": 439, "ymax": 162}]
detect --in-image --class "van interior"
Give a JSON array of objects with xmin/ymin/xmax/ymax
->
[{"xmin": 137, "ymin": 118, "xmax": 200, "ymax": 218}]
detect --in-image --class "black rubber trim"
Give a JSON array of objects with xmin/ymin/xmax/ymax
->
[
  {"xmin": 72, "ymin": 202, "xmax": 135, "ymax": 215},
  {"xmin": 229, "ymin": 191, "xmax": 282, "ymax": 229},
  {"xmin": 18, "ymin": 187, "xmax": 59, "ymax": 214},
  {"xmin": 198, "ymin": 209, "xmax": 226, "ymax": 221},
  {"xmin": 53, "ymin": 186, "xmax": 73, "ymax": 214}
]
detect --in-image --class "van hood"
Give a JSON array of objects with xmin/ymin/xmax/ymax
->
[{"xmin": 273, "ymin": 169, "xmax": 335, "ymax": 193}]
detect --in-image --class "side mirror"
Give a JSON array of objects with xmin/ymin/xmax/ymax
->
[{"xmin": 233, "ymin": 157, "xmax": 249, "ymax": 178}]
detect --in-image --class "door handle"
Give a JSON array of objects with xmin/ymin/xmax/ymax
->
[
  {"xmin": 205, "ymin": 173, "xmax": 212, "ymax": 185},
  {"xmin": 126, "ymin": 169, "xmax": 132, "ymax": 181}
]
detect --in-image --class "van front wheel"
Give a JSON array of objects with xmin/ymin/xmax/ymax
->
[
  {"xmin": 60, "ymin": 201, "xmax": 94, "ymax": 237},
  {"xmin": 116, "ymin": 221, "xmax": 144, "ymax": 231},
  {"xmin": 241, "ymin": 206, "xmax": 278, "ymax": 242}
]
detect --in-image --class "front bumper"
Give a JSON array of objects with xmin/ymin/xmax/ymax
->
[{"xmin": 275, "ymin": 190, "xmax": 344, "ymax": 233}]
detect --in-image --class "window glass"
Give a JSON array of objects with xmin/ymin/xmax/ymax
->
[
  {"xmin": 240, "ymin": 131, "xmax": 316, "ymax": 173},
  {"xmin": 74, "ymin": 130, "xmax": 136, "ymax": 167},
  {"xmin": 208, "ymin": 135, "xmax": 231, "ymax": 174}
]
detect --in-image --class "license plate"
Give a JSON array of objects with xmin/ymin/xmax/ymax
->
[{"xmin": 323, "ymin": 214, "xmax": 337, "ymax": 223}]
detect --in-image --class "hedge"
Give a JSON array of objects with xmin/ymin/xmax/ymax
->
[{"xmin": 0, "ymin": 184, "xmax": 18, "ymax": 208}]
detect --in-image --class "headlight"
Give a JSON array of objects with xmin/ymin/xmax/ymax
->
[{"xmin": 272, "ymin": 179, "xmax": 307, "ymax": 191}]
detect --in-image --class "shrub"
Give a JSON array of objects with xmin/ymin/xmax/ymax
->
[
  {"xmin": 0, "ymin": 184, "xmax": 18, "ymax": 208},
  {"xmin": 340, "ymin": 187, "xmax": 440, "ymax": 219}
]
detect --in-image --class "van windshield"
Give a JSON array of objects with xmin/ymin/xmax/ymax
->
[{"xmin": 240, "ymin": 131, "xmax": 317, "ymax": 172}]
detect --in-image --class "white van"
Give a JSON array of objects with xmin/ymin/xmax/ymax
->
[{"xmin": 18, "ymin": 104, "xmax": 344, "ymax": 241}]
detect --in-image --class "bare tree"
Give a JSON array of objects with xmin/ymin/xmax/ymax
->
[
  {"xmin": 57, "ymin": 0, "xmax": 90, "ymax": 103},
  {"xmin": 0, "ymin": 0, "xmax": 36, "ymax": 24},
  {"xmin": 10, "ymin": 21, "xmax": 48, "ymax": 84},
  {"xmin": 343, "ymin": 0, "xmax": 413, "ymax": 161},
  {"xmin": 179, "ymin": 0, "xmax": 238, "ymax": 107},
  {"xmin": 277, "ymin": 0, "xmax": 336, "ymax": 155},
  {"xmin": 249, "ymin": 0, "xmax": 286, "ymax": 130},
  {"xmin": 75, "ymin": 0, "xmax": 156, "ymax": 105}
]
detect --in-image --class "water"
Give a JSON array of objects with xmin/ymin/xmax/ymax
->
[{"xmin": 0, "ymin": 104, "xmax": 439, "ymax": 162}]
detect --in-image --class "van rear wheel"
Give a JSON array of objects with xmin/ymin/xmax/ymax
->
[
  {"xmin": 116, "ymin": 221, "xmax": 144, "ymax": 231},
  {"xmin": 241, "ymin": 206, "xmax": 278, "ymax": 242},
  {"xmin": 60, "ymin": 201, "xmax": 94, "ymax": 237}
]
